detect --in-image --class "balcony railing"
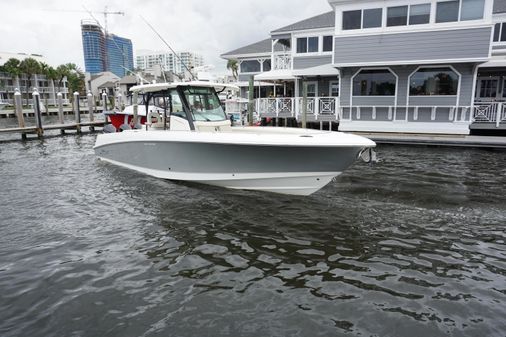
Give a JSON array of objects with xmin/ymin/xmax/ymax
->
[
  {"xmin": 473, "ymin": 102, "xmax": 506, "ymax": 127},
  {"xmin": 273, "ymin": 53, "xmax": 291, "ymax": 70},
  {"xmin": 255, "ymin": 98, "xmax": 479, "ymax": 125},
  {"xmin": 256, "ymin": 97, "xmax": 339, "ymax": 119}
]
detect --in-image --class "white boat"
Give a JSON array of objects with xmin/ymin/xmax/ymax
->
[{"xmin": 94, "ymin": 81, "xmax": 376, "ymax": 195}]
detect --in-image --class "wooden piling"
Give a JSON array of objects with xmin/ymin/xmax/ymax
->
[
  {"xmin": 102, "ymin": 92, "xmax": 108, "ymax": 123},
  {"xmin": 73, "ymin": 92, "xmax": 81, "ymax": 134},
  {"xmin": 132, "ymin": 91, "xmax": 139, "ymax": 127},
  {"xmin": 33, "ymin": 89, "xmax": 43, "ymax": 137},
  {"xmin": 87, "ymin": 92, "xmax": 95, "ymax": 132},
  {"xmin": 57, "ymin": 92, "xmax": 64, "ymax": 134},
  {"xmin": 14, "ymin": 89, "xmax": 26, "ymax": 140}
]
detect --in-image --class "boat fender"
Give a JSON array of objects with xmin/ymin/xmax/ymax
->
[
  {"xmin": 119, "ymin": 124, "xmax": 132, "ymax": 132},
  {"xmin": 103, "ymin": 124, "xmax": 117, "ymax": 133},
  {"xmin": 147, "ymin": 110, "xmax": 162, "ymax": 125}
]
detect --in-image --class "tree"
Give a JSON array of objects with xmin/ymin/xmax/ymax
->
[
  {"xmin": 2, "ymin": 58, "xmax": 21, "ymax": 104},
  {"xmin": 40, "ymin": 63, "xmax": 59, "ymax": 105},
  {"xmin": 226, "ymin": 59, "xmax": 239, "ymax": 80},
  {"xmin": 64, "ymin": 63, "xmax": 85, "ymax": 97},
  {"xmin": 19, "ymin": 57, "xmax": 41, "ymax": 105}
]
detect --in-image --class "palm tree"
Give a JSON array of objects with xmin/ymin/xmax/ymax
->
[
  {"xmin": 55, "ymin": 64, "xmax": 70, "ymax": 92},
  {"xmin": 226, "ymin": 59, "xmax": 239, "ymax": 80},
  {"xmin": 64, "ymin": 63, "xmax": 85, "ymax": 97},
  {"xmin": 19, "ymin": 58, "xmax": 41, "ymax": 105},
  {"xmin": 2, "ymin": 58, "xmax": 21, "ymax": 102},
  {"xmin": 40, "ymin": 63, "xmax": 58, "ymax": 105}
]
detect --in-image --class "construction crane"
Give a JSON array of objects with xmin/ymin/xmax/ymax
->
[{"xmin": 46, "ymin": 6, "xmax": 124, "ymax": 35}]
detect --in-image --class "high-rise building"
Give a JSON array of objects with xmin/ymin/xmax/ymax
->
[
  {"xmin": 81, "ymin": 20, "xmax": 134, "ymax": 78},
  {"xmin": 135, "ymin": 50, "xmax": 204, "ymax": 75},
  {"xmin": 81, "ymin": 20, "xmax": 105, "ymax": 74},
  {"xmin": 106, "ymin": 34, "xmax": 134, "ymax": 78}
]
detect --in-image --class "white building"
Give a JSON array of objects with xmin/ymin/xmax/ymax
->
[
  {"xmin": 0, "ymin": 52, "xmax": 69, "ymax": 105},
  {"xmin": 135, "ymin": 50, "xmax": 204, "ymax": 76}
]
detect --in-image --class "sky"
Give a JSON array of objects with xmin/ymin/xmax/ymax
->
[{"xmin": 0, "ymin": 0, "xmax": 332, "ymax": 76}]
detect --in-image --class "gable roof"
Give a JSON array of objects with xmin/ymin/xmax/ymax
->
[
  {"xmin": 221, "ymin": 38, "xmax": 272, "ymax": 58},
  {"xmin": 494, "ymin": 0, "xmax": 506, "ymax": 13},
  {"xmin": 271, "ymin": 11, "xmax": 335, "ymax": 34}
]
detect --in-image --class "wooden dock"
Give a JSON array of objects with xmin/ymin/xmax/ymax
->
[
  {"xmin": 0, "ymin": 89, "xmax": 110, "ymax": 140},
  {"xmin": 0, "ymin": 121, "xmax": 107, "ymax": 138}
]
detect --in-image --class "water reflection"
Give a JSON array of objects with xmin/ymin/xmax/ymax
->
[{"xmin": 0, "ymin": 137, "xmax": 505, "ymax": 337}]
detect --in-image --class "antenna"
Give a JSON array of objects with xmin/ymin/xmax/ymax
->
[{"xmin": 140, "ymin": 15, "xmax": 196, "ymax": 81}]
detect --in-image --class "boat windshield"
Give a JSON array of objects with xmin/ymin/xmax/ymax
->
[{"xmin": 182, "ymin": 86, "xmax": 226, "ymax": 121}]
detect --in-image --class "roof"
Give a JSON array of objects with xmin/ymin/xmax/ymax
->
[
  {"xmin": 271, "ymin": 11, "xmax": 335, "ymax": 34},
  {"xmin": 221, "ymin": 38, "xmax": 272, "ymax": 58},
  {"xmin": 494, "ymin": 0, "xmax": 506, "ymax": 14},
  {"xmin": 98, "ymin": 81, "xmax": 117, "ymax": 88},
  {"xmin": 119, "ymin": 75, "xmax": 137, "ymax": 84},
  {"xmin": 0, "ymin": 52, "xmax": 46, "ymax": 66},
  {"xmin": 130, "ymin": 81, "xmax": 239, "ymax": 94}
]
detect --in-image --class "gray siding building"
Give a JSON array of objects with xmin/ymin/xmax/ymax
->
[{"xmin": 222, "ymin": 0, "xmax": 506, "ymax": 134}]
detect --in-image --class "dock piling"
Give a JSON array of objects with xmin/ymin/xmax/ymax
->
[
  {"xmin": 14, "ymin": 89, "xmax": 26, "ymax": 140},
  {"xmin": 102, "ymin": 92, "xmax": 108, "ymax": 123},
  {"xmin": 87, "ymin": 91, "xmax": 95, "ymax": 132},
  {"xmin": 73, "ymin": 92, "xmax": 81, "ymax": 134},
  {"xmin": 33, "ymin": 89, "xmax": 43, "ymax": 137},
  {"xmin": 132, "ymin": 91, "xmax": 139, "ymax": 127},
  {"xmin": 57, "ymin": 93, "xmax": 64, "ymax": 134}
]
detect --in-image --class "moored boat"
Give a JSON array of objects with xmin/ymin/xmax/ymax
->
[{"xmin": 94, "ymin": 81, "xmax": 375, "ymax": 195}]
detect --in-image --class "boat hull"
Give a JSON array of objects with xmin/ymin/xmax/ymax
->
[{"xmin": 94, "ymin": 130, "xmax": 371, "ymax": 195}]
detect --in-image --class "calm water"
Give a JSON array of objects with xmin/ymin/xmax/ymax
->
[{"xmin": 0, "ymin": 131, "xmax": 505, "ymax": 337}]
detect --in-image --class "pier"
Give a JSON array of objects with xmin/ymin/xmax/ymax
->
[{"xmin": 0, "ymin": 89, "xmax": 109, "ymax": 140}]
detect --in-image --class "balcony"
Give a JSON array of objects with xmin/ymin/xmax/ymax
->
[
  {"xmin": 256, "ymin": 97, "xmax": 339, "ymax": 121},
  {"xmin": 273, "ymin": 53, "xmax": 291, "ymax": 70}
]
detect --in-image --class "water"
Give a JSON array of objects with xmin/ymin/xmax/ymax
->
[{"xmin": 0, "ymin": 133, "xmax": 505, "ymax": 337}]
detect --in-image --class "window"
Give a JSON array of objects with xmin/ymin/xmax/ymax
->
[
  {"xmin": 297, "ymin": 37, "xmax": 318, "ymax": 53},
  {"xmin": 182, "ymin": 86, "xmax": 227, "ymax": 122},
  {"xmin": 329, "ymin": 81, "xmax": 339, "ymax": 96},
  {"xmin": 240, "ymin": 60, "xmax": 260, "ymax": 73},
  {"xmin": 495, "ymin": 22, "xmax": 506, "ymax": 42},
  {"xmin": 387, "ymin": 6, "xmax": 408, "ymax": 26},
  {"xmin": 409, "ymin": 4, "xmax": 431, "ymax": 25},
  {"xmin": 363, "ymin": 8, "xmax": 383, "ymax": 28},
  {"xmin": 494, "ymin": 23, "xmax": 501, "ymax": 42},
  {"xmin": 306, "ymin": 82, "xmax": 317, "ymax": 97},
  {"xmin": 343, "ymin": 8, "xmax": 382, "ymax": 30},
  {"xmin": 409, "ymin": 68, "xmax": 459, "ymax": 96},
  {"xmin": 323, "ymin": 36, "xmax": 333, "ymax": 52},
  {"xmin": 308, "ymin": 37, "xmax": 319, "ymax": 52},
  {"xmin": 343, "ymin": 10, "xmax": 361, "ymax": 30},
  {"xmin": 263, "ymin": 59, "xmax": 271, "ymax": 72},
  {"xmin": 461, "ymin": 0, "xmax": 485, "ymax": 21},
  {"xmin": 436, "ymin": 1, "xmax": 459, "ymax": 23},
  {"xmin": 353, "ymin": 69, "xmax": 396, "ymax": 96},
  {"xmin": 296, "ymin": 38, "xmax": 307, "ymax": 53}
]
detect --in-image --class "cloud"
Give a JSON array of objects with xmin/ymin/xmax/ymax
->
[{"xmin": 0, "ymin": 0, "xmax": 331, "ymax": 74}]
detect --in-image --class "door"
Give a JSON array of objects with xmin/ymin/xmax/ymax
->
[
  {"xmin": 306, "ymin": 81, "xmax": 318, "ymax": 97},
  {"xmin": 476, "ymin": 77, "xmax": 500, "ymax": 101}
]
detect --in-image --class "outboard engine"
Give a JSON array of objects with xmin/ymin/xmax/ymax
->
[{"xmin": 103, "ymin": 124, "xmax": 117, "ymax": 133}]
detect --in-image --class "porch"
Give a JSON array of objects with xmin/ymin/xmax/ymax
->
[{"xmin": 242, "ymin": 98, "xmax": 506, "ymax": 134}]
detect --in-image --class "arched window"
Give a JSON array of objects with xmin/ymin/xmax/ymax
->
[
  {"xmin": 409, "ymin": 67, "xmax": 459, "ymax": 96},
  {"xmin": 353, "ymin": 69, "xmax": 396, "ymax": 96}
]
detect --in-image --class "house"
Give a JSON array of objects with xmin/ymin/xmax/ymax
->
[{"xmin": 222, "ymin": 0, "xmax": 506, "ymax": 134}]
